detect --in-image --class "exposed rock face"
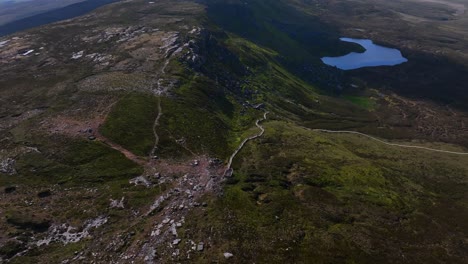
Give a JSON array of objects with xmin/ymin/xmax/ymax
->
[{"xmin": 36, "ymin": 216, "xmax": 108, "ymax": 246}]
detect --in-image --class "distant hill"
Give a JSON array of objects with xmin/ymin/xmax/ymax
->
[{"xmin": 0, "ymin": 0, "xmax": 87, "ymax": 26}]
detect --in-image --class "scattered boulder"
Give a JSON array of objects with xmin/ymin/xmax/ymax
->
[
  {"xmin": 71, "ymin": 50, "xmax": 84, "ymax": 60},
  {"xmin": 224, "ymin": 252, "xmax": 234, "ymax": 259},
  {"xmin": 196, "ymin": 242, "xmax": 204, "ymax": 251},
  {"xmin": 170, "ymin": 224, "xmax": 177, "ymax": 236},
  {"xmin": 129, "ymin": 176, "xmax": 151, "ymax": 187},
  {"xmin": 110, "ymin": 197, "xmax": 125, "ymax": 209}
]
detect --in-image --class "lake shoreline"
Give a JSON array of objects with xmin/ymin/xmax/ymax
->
[{"xmin": 322, "ymin": 38, "xmax": 408, "ymax": 70}]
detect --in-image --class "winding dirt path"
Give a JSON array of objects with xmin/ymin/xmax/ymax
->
[
  {"xmin": 313, "ymin": 129, "xmax": 468, "ymax": 155},
  {"xmin": 96, "ymin": 133, "xmax": 147, "ymax": 165},
  {"xmin": 224, "ymin": 111, "xmax": 269, "ymax": 176}
]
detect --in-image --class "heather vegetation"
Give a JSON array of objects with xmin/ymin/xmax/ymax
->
[{"xmin": 0, "ymin": 0, "xmax": 467, "ymax": 263}]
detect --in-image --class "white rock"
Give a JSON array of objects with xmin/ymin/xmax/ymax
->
[
  {"xmin": 22, "ymin": 49, "xmax": 34, "ymax": 56},
  {"xmin": 197, "ymin": 242, "xmax": 204, "ymax": 251},
  {"xmin": 110, "ymin": 197, "xmax": 125, "ymax": 209},
  {"xmin": 71, "ymin": 50, "xmax": 84, "ymax": 59},
  {"xmin": 170, "ymin": 224, "xmax": 178, "ymax": 236}
]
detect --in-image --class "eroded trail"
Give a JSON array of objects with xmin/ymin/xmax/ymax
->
[
  {"xmin": 97, "ymin": 134, "xmax": 147, "ymax": 165},
  {"xmin": 225, "ymin": 111, "xmax": 269, "ymax": 175},
  {"xmin": 313, "ymin": 129, "xmax": 468, "ymax": 155},
  {"xmin": 150, "ymin": 96, "xmax": 162, "ymax": 158},
  {"xmin": 150, "ymin": 55, "xmax": 172, "ymax": 157}
]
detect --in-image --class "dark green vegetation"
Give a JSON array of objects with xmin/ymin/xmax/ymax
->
[
  {"xmin": 206, "ymin": 0, "xmax": 362, "ymax": 92},
  {"xmin": 101, "ymin": 93, "xmax": 159, "ymax": 156},
  {"xmin": 1, "ymin": 0, "xmax": 468, "ymax": 263},
  {"xmin": 344, "ymin": 95, "xmax": 376, "ymax": 110},
  {"xmin": 207, "ymin": 0, "xmax": 363, "ymax": 59},
  {"xmin": 157, "ymin": 74, "xmax": 236, "ymax": 158},
  {"xmin": 207, "ymin": 0, "xmax": 468, "ymax": 109},
  {"xmin": 315, "ymin": 0, "xmax": 468, "ymax": 110},
  {"xmin": 14, "ymin": 139, "xmax": 142, "ymax": 185}
]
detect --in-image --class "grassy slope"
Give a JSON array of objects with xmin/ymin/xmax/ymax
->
[
  {"xmin": 100, "ymin": 93, "xmax": 160, "ymax": 157},
  {"xmin": 185, "ymin": 121, "xmax": 468, "ymax": 263},
  {"xmin": 207, "ymin": 0, "xmax": 363, "ymax": 60},
  {"xmin": 222, "ymin": 34, "xmax": 376, "ymax": 130},
  {"xmin": 205, "ymin": 0, "xmax": 366, "ymax": 94},
  {"xmin": 177, "ymin": 4, "xmax": 468, "ymax": 263},
  {"xmin": 157, "ymin": 73, "xmax": 236, "ymax": 159}
]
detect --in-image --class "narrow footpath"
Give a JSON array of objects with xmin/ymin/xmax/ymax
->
[
  {"xmin": 150, "ymin": 96, "xmax": 162, "ymax": 158},
  {"xmin": 313, "ymin": 129, "xmax": 468, "ymax": 155},
  {"xmin": 224, "ymin": 111, "xmax": 269, "ymax": 176}
]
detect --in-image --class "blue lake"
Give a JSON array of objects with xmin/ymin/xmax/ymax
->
[{"xmin": 321, "ymin": 38, "xmax": 408, "ymax": 70}]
